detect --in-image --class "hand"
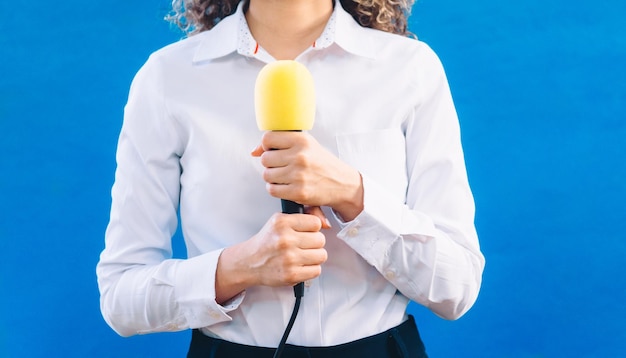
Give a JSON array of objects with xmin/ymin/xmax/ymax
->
[
  {"xmin": 251, "ymin": 131, "xmax": 364, "ymax": 221},
  {"xmin": 215, "ymin": 213, "xmax": 327, "ymax": 303}
]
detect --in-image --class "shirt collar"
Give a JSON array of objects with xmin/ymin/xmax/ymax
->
[{"xmin": 193, "ymin": 0, "xmax": 376, "ymax": 63}]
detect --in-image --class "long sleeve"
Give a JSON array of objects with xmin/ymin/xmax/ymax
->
[
  {"xmin": 337, "ymin": 45, "xmax": 485, "ymax": 320},
  {"xmin": 96, "ymin": 55, "xmax": 240, "ymax": 337}
]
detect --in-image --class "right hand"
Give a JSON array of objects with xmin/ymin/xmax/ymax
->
[{"xmin": 215, "ymin": 213, "xmax": 327, "ymax": 303}]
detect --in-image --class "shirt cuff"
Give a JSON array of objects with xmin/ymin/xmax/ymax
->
[
  {"xmin": 336, "ymin": 173, "xmax": 438, "ymax": 268},
  {"xmin": 173, "ymin": 249, "xmax": 244, "ymax": 328}
]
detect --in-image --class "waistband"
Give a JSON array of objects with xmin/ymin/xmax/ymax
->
[{"xmin": 188, "ymin": 315, "xmax": 428, "ymax": 358}]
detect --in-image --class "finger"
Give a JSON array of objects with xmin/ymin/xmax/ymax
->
[
  {"xmin": 287, "ymin": 265, "xmax": 323, "ymax": 285},
  {"xmin": 263, "ymin": 166, "xmax": 294, "ymax": 185},
  {"xmin": 266, "ymin": 182, "xmax": 300, "ymax": 203},
  {"xmin": 305, "ymin": 206, "xmax": 332, "ymax": 229},
  {"xmin": 297, "ymin": 232, "xmax": 326, "ymax": 250},
  {"xmin": 260, "ymin": 149, "xmax": 290, "ymax": 169},
  {"xmin": 303, "ymin": 248, "xmax": 328, "ymax": 266},
  {"xmin": 261, "ymin": 131, "xmax": 302, "ymax": 151},
  {"xmin": 280, "ymin": 213, "xmax": 322, "ymax": 233},
  {"xmin": 251, "ymin": 144, "xmax": 265, "ymax": 157}
]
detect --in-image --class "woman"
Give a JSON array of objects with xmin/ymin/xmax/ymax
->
[{"xmin": 96, "ymin": 0, "xmax": 485, "ymax": 356}]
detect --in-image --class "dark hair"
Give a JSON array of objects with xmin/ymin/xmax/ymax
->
[{"xmin": 167, "ymin": 0, "xmax": 414, "ymax": 36}]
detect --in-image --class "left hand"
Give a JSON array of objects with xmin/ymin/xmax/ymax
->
[{"xmin": 251, "ymin": 131, "xmax": 364, "ymax": 221}]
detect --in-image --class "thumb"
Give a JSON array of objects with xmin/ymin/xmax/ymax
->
[{"xmin": 305, "ymin": 206, "xmax": 332, "ymax": 229}]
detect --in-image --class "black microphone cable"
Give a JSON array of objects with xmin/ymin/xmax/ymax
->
[{"xmin": 273, "ymin": 282, "xmax": 304, "ymax": 358}]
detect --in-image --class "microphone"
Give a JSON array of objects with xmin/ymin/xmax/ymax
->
[
  {"xmin": 254, "ymin": 60, "xmax": 316, "ymax": 217},
  {"xmin": 254, "ymin": 60, "xmax": 315, "ymax": 358}
]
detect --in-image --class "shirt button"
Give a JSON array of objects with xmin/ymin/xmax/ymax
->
[
  {"xmin": 209, "ymin": 311, "xmax": 221, "ymax": 320},
  {"xmin": 347, "ymin": 227, "xmax": 359, "ymax": 237},
  {"xmin": 304, "ymin": 280, "xmax": 312, "ymax": 287},
  {"xmin": 385, "ymin": 271, "xmax": 396, "ymax": 280},
  {"xmin": 167, "ymin": 323, "xmax": 179, "ymax": 330}
]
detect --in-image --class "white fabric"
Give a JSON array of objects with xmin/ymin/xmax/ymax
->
[{"xmin": 96, "ymin": 1, "xmax": 485, "ymax": 347}]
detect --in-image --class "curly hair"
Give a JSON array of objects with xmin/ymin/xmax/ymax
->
[{"xmin": 167, "ymin": 0, "xmax": 414, "ymax": 37}]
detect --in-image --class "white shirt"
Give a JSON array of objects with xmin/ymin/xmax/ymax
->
[{"xmin": 96, "ymin": 1, "xmax": 485, "ymax": 347}]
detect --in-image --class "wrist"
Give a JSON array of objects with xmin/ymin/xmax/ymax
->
[
  {"xmin": 215, "ymin": 245, "xmax": 251, "ymax": 304},
  {"xmin": 332, "ymin": 170, "xmax": 364, "ymax": 222}
]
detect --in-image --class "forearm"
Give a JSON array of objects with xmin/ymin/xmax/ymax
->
[
  {"xmin": 337, "ymin": 174, "xmax": 484, "ymax": 320},
  {"xmin": 98, "ymin": 261, "xmax": 182, "ymax": 336},
  {"xmin": 340, "ymin": 213, "xmax": 483, "ymax": 319},
  {"xmin": 97, "ymin": 251, "xmax": 237, "ymax": 336}
]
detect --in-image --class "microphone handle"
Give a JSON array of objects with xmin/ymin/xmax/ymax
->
[
  {"xmin": 280, "ymin": 199, "xmax": 305, "ymax": 298},
  {"xmin": 281, "ymin": 199, "xmax": 304, "ymax": 214},
  {"xmin": 273, "ymin": 132, "xmax": 305, "ymax": 297}
]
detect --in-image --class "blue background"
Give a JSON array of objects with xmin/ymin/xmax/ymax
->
[{"xmin": 1, "ymin": 0, "xmax": 625, "ymax": 356}]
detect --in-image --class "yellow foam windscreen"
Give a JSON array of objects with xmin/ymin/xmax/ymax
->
[{"xmin": 254, "ymin": 60, "xmax": 315, "ymax": 131}]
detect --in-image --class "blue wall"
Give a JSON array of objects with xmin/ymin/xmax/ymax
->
[{"xmin": 1, "ymin": 0, "xmax": 624, "ymax": 356}]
